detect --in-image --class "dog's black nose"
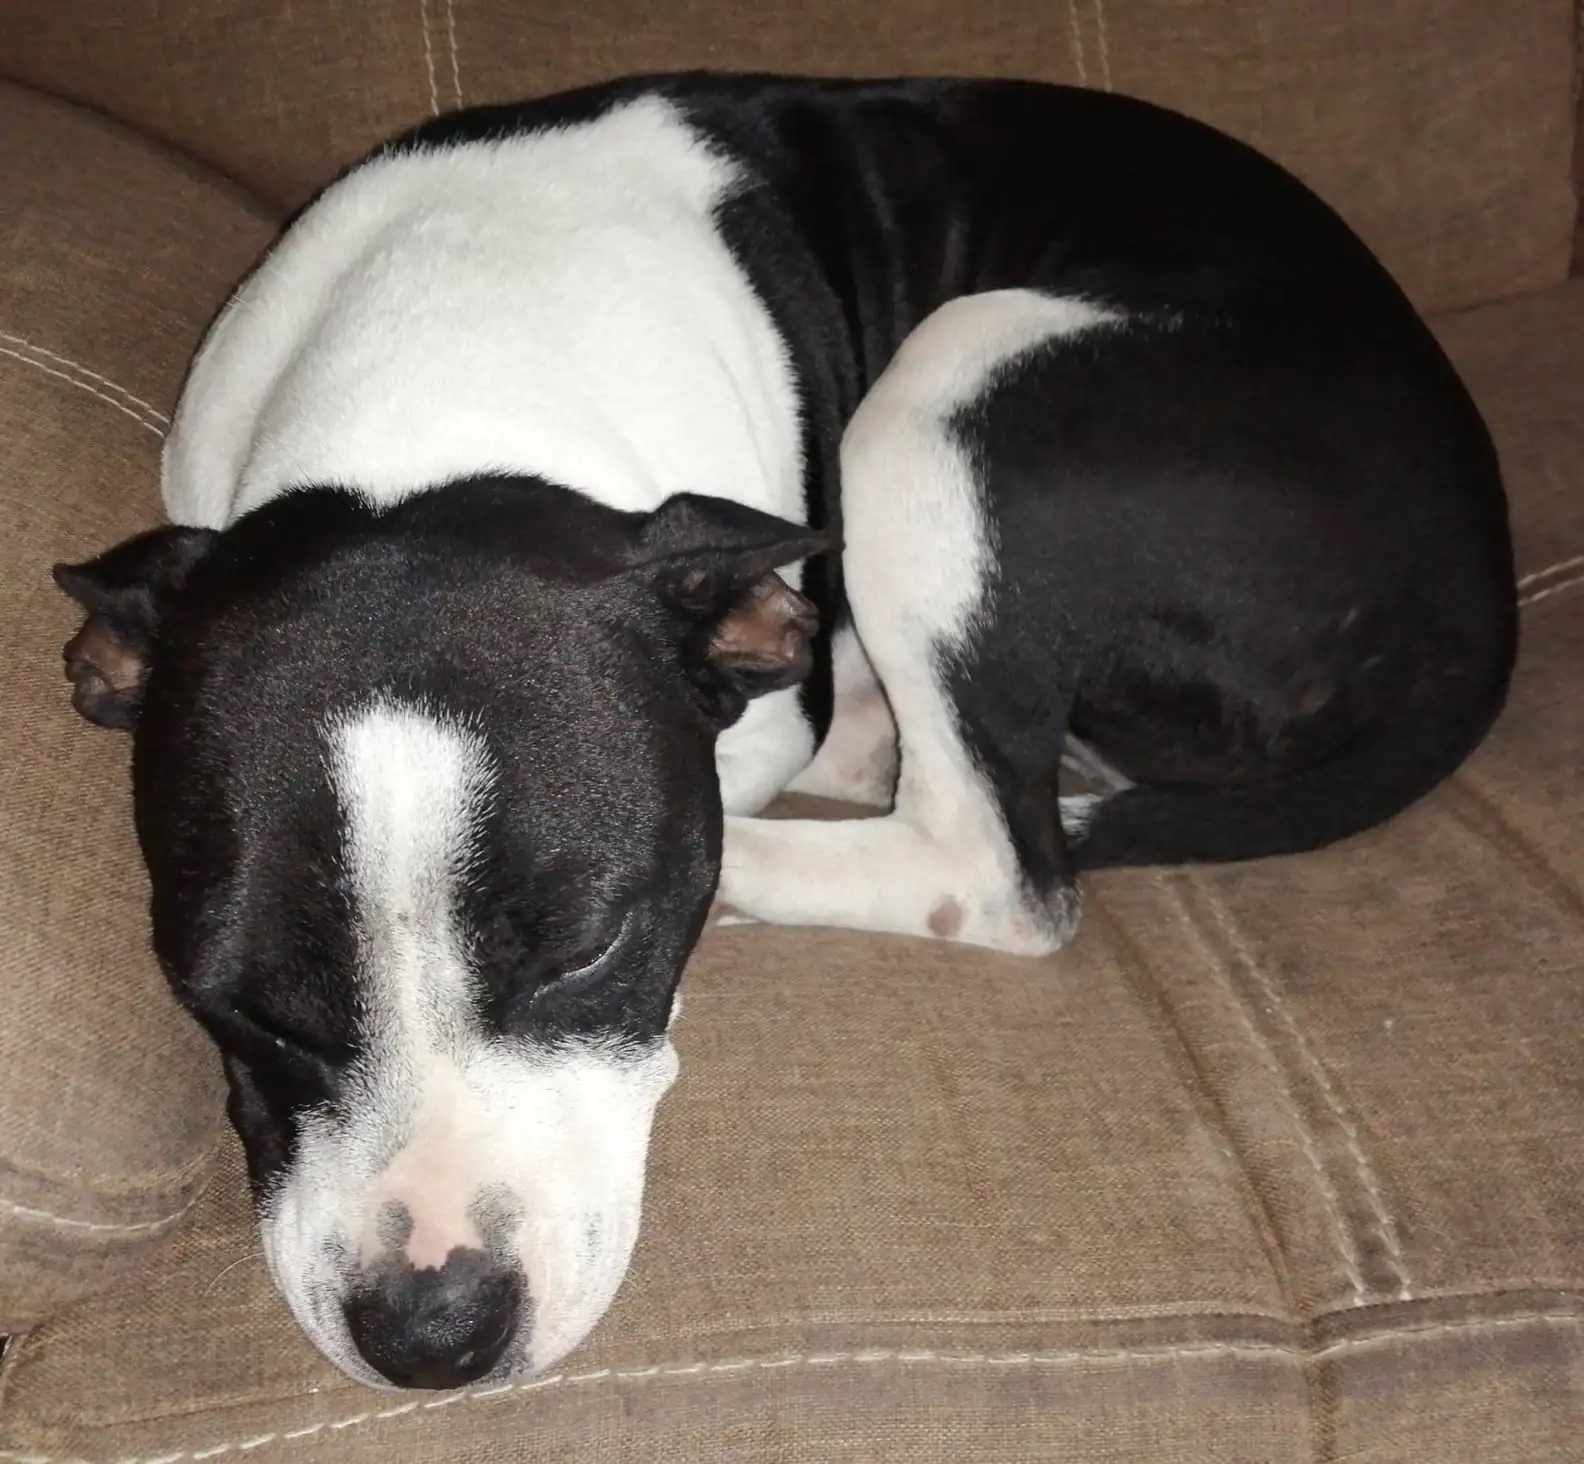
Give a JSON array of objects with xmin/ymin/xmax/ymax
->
[{"xmin": 343, "ymin": 1248, "xmax": 523, "ymax": 1390}]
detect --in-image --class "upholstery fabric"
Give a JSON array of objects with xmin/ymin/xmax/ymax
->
[
  {"xmin": 0, "ymin": 83, "xmax": 276, "ymax": 1331},
  {"xmin": 0, "ymin": 0, "xmax": 1576, "ymax": 313}
]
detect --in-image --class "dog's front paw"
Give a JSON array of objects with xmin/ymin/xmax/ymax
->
[{"xmin": 715, "ymin": 816, "xmax": 759, "ymax": 922}]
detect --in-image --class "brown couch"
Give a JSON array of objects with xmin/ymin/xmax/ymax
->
[{"xmin": 2, "ymin": 2, "xmax": 1581, "ymax": 1459}]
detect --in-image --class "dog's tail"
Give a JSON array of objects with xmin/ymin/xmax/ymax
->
[{"xmin": 1066, "ymin": 635, "xmax": 1515, "ymax": 872}]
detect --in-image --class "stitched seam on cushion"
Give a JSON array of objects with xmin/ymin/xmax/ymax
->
[
  {"xmin": 1519, "ymin": 574, "xmax": 1584, "ymax": 608},
  {"xmin": 2, "ymin": 1314, "xmax": 1576, "ymax": 1464},
  {"xmin": 0, "ymin": 347, "xmax": 165, "ymax": 438},
  {"xmin": 1066, "ymin": 0, "xmax": 1089, "ymax": 85},
  {"xmin": 1197, "ymin": 883, "xmax": 1412, "ymax": 1303},
  {"xmin": 1091, "ymin": 0, "xmax": 1114, "ymax": 90},
  {"xmin": 443, "ymin": 0, "xmax": 462, "ymax": 108},
  {"xmin": 1085, "ymin": 895, "xmax": 1302, "ymax": 1318},
  {"xmin": 0, "ymin": 332, "xmax": 169, "ymax": 424},
  {"xmin": 792, "ymin": 1299, "xmax": 1296, "ymax": 1326},
  {"xmin": 418, "ymin": 0, "xmax": 440, "ymax": 116},
  {"xmin": 1517, "ymin": 552, "xmax": 1584, "ymax": 588},
  {"xmin": 0, "ymin": 1141, "xmax": 223, "ymax": 1200},
  {"xmin": 0, "ymin": 1183, "xmax": 205, "ymax": 1236},
  {"xmin": 1163, "ymin": 874, "xmax": 1368, "ymax": 1304},
  {"xmin": 0, "ymin": 1332, "xmax": 24, "ymax": 1414},
  {"xmin": 1440, "ymin": 780, "xmax": 1584, "ymax": 927}
]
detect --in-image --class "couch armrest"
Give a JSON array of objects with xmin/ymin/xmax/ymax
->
[{"xmin": 0, "ymin": 83, "xmax": 279, "ymax": 1331}]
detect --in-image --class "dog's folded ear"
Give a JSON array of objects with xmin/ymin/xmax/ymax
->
[
  {"xmin": 53, "ymin": 525, "xmax": 218, "ymax": 730},
  {"xmin": 630, "ymin": 494, "xmax": 838, "ymax": 721}
]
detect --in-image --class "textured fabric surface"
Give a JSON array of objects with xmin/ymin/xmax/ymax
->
[
  {"xmin": 1, "ymin": 0, "xmax": 1577, "ymax": 314},
  {"xmin": 3, "ymin": 264, "xmax": 1582, "ymax": 1455},
  {"xmin": 0, "ymin": 84, "xmax": 278, "ymax": 1329},
  {"xmin": 1576, "ymin": 0, "xmax": 1584, "ymax": 267}
]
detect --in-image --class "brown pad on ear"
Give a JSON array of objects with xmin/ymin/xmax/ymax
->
[
  {"xmin": 52, "ymin": 523, "xmax": 219, "ymax": 730},
  {"xmin": 62, "ymin": 615, "xmax": 145, "ymax": 730},
  {"xmin": 711, "ymin": 573, "xmax": 819, "ymax": 687}
]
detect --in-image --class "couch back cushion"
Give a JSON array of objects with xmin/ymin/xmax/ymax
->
[
  {"xmin": 2, "ymin": 0, "xmax": 1577, "ymax": 314},
  {"xmin": 0, "ymin": 84, "xmax": 279, "ymax": 1328}
]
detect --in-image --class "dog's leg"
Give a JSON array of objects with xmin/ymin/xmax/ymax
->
[
  {"xmin": 720, "ymin": 292, "xmax": 1119, "ymax": 955},
  {"xmin": 721, "ymin": 765, "xmax": 1071, "ymax": 955},
  {"xmin": 715, "ymin": 685, "xmax": 818, "ymax": 816},
  {"xmin": 784, "ymin": 626, "xmax": 897, "ymax": 808}
]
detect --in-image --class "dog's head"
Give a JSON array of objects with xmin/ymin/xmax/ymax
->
[{"xmin": 55, "ymin": 478, "xmax": 827, "ymax": 1389}]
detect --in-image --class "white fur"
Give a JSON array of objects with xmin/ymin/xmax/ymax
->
[
  {"xmin": 720, "ymin": 292, "xmax": 1121, "ymax": 954},
  {"xmin": 1058, "ymin": 793, "xmax": 1104, "ymax": 838},
  {"xmin": 715, "ymin": 686, "xmax": 817, "ymax": 815},
  {"xmin": 262, "ymin": 701, "xmax": 678, "ymax": 1386},
  {"xmin": 161, "ymin": 95, "xmax": 816, "ymax": 815},
  {"xmin": 163, "ymin": 97, "xmax": 803, "ymax": 527},
  {"xmin": 1057, "ymin": 740, "xmax": 1130, "ymax": 836},
  {"xmin": 785, "ymin": 625, "xmax": 897, "ymax": 807}
]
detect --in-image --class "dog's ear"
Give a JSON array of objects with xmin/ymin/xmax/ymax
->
[
  {"xmin": 53, "ymin": 525, "xmax": 218, "ymax": 730},
  {"xmin": 631, "ymin": 494, "xmax": 837, "ymax": 720}
]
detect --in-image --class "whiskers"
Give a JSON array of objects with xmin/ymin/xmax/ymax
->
[{"xmin": 201, "ymin": 1248, "xmax": 266, "ymax": 1298}]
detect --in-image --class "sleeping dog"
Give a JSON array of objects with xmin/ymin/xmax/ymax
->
[{"xmin": 55, "ymin": 75, "xmax": 1515, "ymax": 1390}]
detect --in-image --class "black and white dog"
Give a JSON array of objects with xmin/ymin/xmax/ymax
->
[{"xmin": 56, "ymin": 76, "xmax": 1515, "ymax": 1390}]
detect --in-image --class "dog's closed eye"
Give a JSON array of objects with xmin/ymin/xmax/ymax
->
[{"xmin": 529, "ymin": 912, "xmax": 633, "ymax": 1007}]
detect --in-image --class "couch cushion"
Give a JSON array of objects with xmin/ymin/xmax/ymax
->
[
  {"xmin": 0, "ymin": 84, "xmax": 280, "ymax": 1330},
  {"xmin": 1, "ymin": 0, "xmax": 1577, "ymax": 315},
  {"xmin": 3, "ymin": 276, "xmax": 1579, "ymax": 1460}
]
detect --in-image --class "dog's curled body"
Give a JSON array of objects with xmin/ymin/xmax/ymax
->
[{"xmin": 57, "ymin": 75, "xmax": 1514, "ymax": 1388}]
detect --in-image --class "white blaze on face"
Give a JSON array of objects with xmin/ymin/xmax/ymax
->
[
  {"xmin": 258, "ymin": 699, "xmax": 679, "ymax": 1386},
  {"xmin": 328, "ymin": 701, "xmax": 496, "ymax": 1272}
]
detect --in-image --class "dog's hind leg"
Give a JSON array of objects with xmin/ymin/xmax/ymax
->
[{"xmin": 718, "ymin": 291, "xmax": 1120, "ymax": 955}]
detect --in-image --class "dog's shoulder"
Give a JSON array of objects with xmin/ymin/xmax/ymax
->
[{"xmin": 164, "ymin": 77, "xmax": 809, "ymax": 531}]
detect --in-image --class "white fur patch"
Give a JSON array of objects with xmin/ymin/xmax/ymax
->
[
  {"xmin": 163, "ymin": 96, "xmax": 804, "ymax": 531},
  {"xmin": 720, "ymin": 293, "xmax": 1120, "ymax": 954},
  {"xmin": 328, "ymin": 699, "xmax": 494, "ymax": 1038},
  {"xmin": 716, "ymin": 685, "xmax": 817, "ymax": 815},
  {"xmin": 261, "ymin": 700, "xmax": 678, "ymax": 1386},
  {"xmin": 1058, "ymin": 793, "xmax": 1104, "ymax": 838},
  {"xmin": 785, "ymin": 625, "xmax": 897, "ymax": 807}
]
